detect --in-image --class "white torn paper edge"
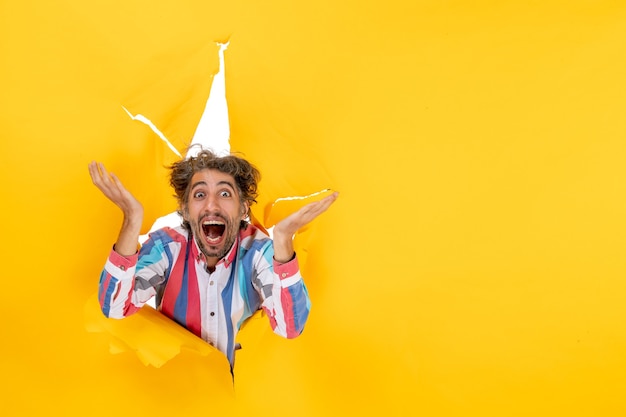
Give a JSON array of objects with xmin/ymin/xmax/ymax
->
[
  {"xmin": 271, "ymin": 188, "xmax": 332, "ymax": 203},
  {"xmin": 123, "ymin": 42, "xmax": 230, "ymax": 160},
  {"xmin": 187, "ymin": 41, "xmax": 231, "ymax": 158},
  {"xmin": 121, "ymin": 107, "xmax": 182, "ymax": 158},
  {"xmin": 133, "ymin": 41, "xmax": 232, "ymax": 246}
]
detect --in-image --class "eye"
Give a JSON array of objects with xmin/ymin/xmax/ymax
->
[
  {"xmin": 220, "ymin": 190, "xmax": 231, "ymax": 198},
  {"xmin": 194, "ymin": 191, "xmax": 206, "ymax": 199}
]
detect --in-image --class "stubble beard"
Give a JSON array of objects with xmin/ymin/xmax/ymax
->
[{"xmin": 191, "ymin": 216, "xmax": 239, "ymax": 261}]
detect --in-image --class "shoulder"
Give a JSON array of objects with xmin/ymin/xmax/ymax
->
[
  {"xmin": 239, "ymin": 223, "xmax": 272, "ymax": 252},
  {"xmin": 143, "ymin": 226, "xmax": 190, "ymax": 248}
]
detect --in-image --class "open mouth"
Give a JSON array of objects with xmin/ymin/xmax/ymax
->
[{"xmin": 202, "ymin": 220, "xmax": 226, "ymax": 244}]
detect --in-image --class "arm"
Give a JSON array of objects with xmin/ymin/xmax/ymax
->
[
  {"xmin": 253, "ymin": 241, "xmax": 311, "ymax": 339},
  {"xmin": 98, "ymin": 236, "xmax": 170, "ymax": 318},
  {"xmin": 255, "ymin": 192, "xmax": 339, "ymax": 337},
  {"xmin": 88, "ymin": 161, "xmax": 144, "ymax": 256},
  {"xmin": 89, "ymin": 161, "xmax": 165, "ymax": 316}
]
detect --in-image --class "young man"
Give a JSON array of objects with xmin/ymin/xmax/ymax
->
[{"xmin": 88, "ymin": 149, "xmax": 338, "ymax": 369}]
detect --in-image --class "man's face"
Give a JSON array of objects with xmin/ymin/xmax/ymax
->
[{"xmin": 182, "ymin": 168, "xmax": 248, "ymax": 263}]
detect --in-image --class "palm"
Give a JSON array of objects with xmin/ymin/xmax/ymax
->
[
  {"xmin": 88, "ymin": 162, "xmax": 143, "ymax": 216},
  {"xmin": 274, "ymin": 192, "xmax": 338, "ymax": 237}
]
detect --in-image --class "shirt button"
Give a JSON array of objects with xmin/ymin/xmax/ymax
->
[
  {"xmin": 119, "ymin": 265, "xmax": 126, "ymax": 271},
  {"xmin": 281, "ymin": 273, "xmax": 287, "ymax": 278},
  {"xmin": 209, "ymin": 281, "xmax": 214, "ymax": 286},
  {"xmin": 210, "ymin": 312, "xmax": 215, "ymax": 316}
]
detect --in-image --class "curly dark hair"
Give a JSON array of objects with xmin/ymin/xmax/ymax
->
[{"xmin": 169, "ymin": 147, "xmax": 261, "ymax": 229}]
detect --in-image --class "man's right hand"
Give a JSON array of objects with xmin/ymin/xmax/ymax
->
[{"xmin": 88, "ymin": 161, "xmax": 144, "ymax": 256}]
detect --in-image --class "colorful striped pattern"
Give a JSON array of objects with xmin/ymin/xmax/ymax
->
[{"xmin": 98, "ymin": 224, "xmax": 311, "ymax": 368}]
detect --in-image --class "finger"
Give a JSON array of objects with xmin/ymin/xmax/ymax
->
[
  {"xmin": 88, "ymin": 161, "xmax": 98, "ymax": 182},
  {"xmin": 97, "ymin": 162, "xmax": 110, "ymax": 181},
  {"xmin": 316, "ymin": 192, "xmax": 339, "ymax": 211},
  {"xmin": 110, "ymin": 172, "xmax": 135, "ymax": 198},
  {"xmin": 89, "ymin": 162, "xmax": 108, "ymax": 189},
  {"xmin": 109, "ymin": 171, "xmax": 122, "ymax": 187},
  {"xmin": 98, "ymin": 163, "xmax": 122, "ymax": 192},
  {"xmin": 90, "ymin": 162, "xmax": 105, "ymax": 182},
  {"xmin": 88, "ymin": 161, "xmax": 103, "ymax": 180},
  {"xmin": 300, "ymin": 192, "xmax": 338, "ymax": 218},
  {"xmin": 90, "ymin": 162, "xmax": 123, "ymax": 201}
]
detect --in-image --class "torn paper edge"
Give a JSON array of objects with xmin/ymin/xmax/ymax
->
[{"xmin": 136, "ymin": 41, "xmax": 232, "ymax": 242}]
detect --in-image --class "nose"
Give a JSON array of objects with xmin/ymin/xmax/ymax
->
[{"xmin": 205, "ymin": 193, "xmax": 220, "ymax": 213}]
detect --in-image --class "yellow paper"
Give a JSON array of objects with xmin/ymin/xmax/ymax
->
[{"xmin": 3, "ymin": 1, "xmax": 626, "ymax": 416}]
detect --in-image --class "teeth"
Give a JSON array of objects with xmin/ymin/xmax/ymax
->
[
  {"xmin": 202, "ymin": 219, "xmax": 225, "ymax": 244},
  {"xmin": 203, "ymin": 220, "xmax": 225, "ymax": 226}
]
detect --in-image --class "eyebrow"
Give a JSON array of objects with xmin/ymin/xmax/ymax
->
[{"xmin": 190, "ymin": 180, "xmax": 236, "ymax": 191}]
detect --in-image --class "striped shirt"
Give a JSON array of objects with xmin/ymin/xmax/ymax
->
[{"xmin": 98, "ymin": 224, "xmax": 311, "ymax": 368}]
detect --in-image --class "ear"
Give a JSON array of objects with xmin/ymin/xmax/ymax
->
[{"xmin": 241, "ymin": 201, "xmax": 250, "ymax": 218}]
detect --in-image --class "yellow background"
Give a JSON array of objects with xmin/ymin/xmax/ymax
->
[{"xmin": 2, "ymin": 1, "xmax": 626, "ymax": 416}]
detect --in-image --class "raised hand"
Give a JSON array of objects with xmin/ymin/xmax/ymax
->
[
  {"xmin": 88, "ymin": 161, "xmax": 144, "ymax": 256},
  {"xmin": 272, "ymin": 191, "xmax": 339, "ymax": 263},
  {"xmin": 88, "ymin": 162, "xmax": 143, "ymax": 217}
]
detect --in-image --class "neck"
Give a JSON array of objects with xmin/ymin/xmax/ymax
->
[{"xmin": 202, "ymin": 251, "xmax": 219, "ymax": 272}]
